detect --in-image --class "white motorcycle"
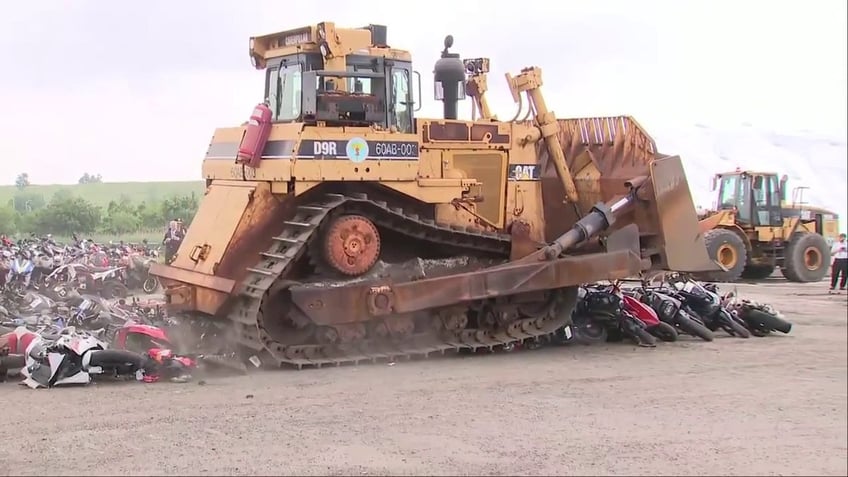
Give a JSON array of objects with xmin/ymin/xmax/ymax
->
[
  {"xmin": 20, "ymin": 326, "xmax": 146, "ymax": 389},
  {"xmin": 5, "ymin": 254, "xmax": 35, "ymax": 291}
]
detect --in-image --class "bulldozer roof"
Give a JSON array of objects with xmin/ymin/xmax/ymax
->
[{"xmin": 249, "ymin": 22, "xmax": 411, "ymax": 69}]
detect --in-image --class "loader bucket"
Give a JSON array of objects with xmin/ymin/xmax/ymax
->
[{"xmin": 650, "ymin": 155, "xmax": 718, "ymax": 273}]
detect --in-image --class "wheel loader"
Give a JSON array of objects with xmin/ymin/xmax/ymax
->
[
  {"xmin": 696, "ymin": 169, "xmax": 837, "ymax": 282},
  {"xmin": 148, "ymin": 22, "xmax": 715, "ymax": 368}
]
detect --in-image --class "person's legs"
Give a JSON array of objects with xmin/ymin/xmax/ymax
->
[
  {"xmin": 839, "ymin": 259, "xmax": 848, "ymax": 290},
  {"xmin": 831, "ymin": 260, "xmax": 840, "ymax": 289}
]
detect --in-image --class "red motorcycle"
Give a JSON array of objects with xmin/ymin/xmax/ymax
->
[
  {"xmin": 606, "ymin": 281, "xmax": 678, "ymax": 342},
  {"xmin": 620, "ymin": 294, "xmax": 678, "ymax": 342},
  {"xmin": 571, "ymin": 284, "xmax": 658, "ymax": 347},
  {"xmin": 113, "ymin": 323, "xmax": 196, "ymax": 383}
]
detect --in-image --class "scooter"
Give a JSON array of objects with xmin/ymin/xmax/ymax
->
[{"xmin": 20, "ymin": 326, "xmax": 145, "ymax": 389}]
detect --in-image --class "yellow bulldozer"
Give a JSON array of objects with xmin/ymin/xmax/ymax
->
[
  {"xmin": 696, "ymin": 169, "xmax": 838, "ymax": 282},
  {"xmin": 149, "ymin": 22, "xmax": 716, "ymax": 368}
]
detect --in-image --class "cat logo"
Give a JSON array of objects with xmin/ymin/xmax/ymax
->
[{"xmin": 509, "ymin": 164, "xmax": 540, "ymax": 181}]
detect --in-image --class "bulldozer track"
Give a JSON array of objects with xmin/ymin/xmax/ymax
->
[{"xmin": 225, "ymin": 192, "xmax": 576, "ymax": 369}]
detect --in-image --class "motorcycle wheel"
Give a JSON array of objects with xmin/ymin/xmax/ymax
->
[
  {"xmin": 88, "ymin": 350, "xmax": 145, "ymax": 371},
  {"xmin": 100, "ymin": 280, "xmax": 129, "ymax": 300},
  {"xmin": 650, "ymin": 321, "xmax": 678, "ymax": 342},
  {"xmin": 744, "ymin": 309, "xmax": 792, "ymax": 334},
  {"xmin": 676, "ymin": 312, "xmax": 715, "ymax": 342},
  {"xmin": 142, "ymin": 276, "xmax": 160, "ymax": 294},
  {"xmin": 722, "ymin": 315, "xmax": 751, "ymax": 338},
  {"xmin": 571, "ymin": 317, "xmax": 608, "ymax": 346},
  {"xmin": 627, "ymin": 326, "xmax": 656, "ymax": 347}
]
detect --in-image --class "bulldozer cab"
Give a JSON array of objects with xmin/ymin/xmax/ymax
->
[
  {"xmin": 254, "ymin": 23, "xmax": 418, "ymax": 132},
  {"xmin": 712, "ymin": 171, "xmax": 785, "ymax": 228}
]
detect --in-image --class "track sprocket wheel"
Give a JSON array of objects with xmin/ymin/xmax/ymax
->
[{"xmin": 322, "ymin": 214, "xmax": 381, "ymax": 276}]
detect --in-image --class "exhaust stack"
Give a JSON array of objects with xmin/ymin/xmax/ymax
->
[{"xmin": 433, "ymin": 35, "xmax": 466, "ymax": 120}]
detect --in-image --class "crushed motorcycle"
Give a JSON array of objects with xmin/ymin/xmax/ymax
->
[
  {"xmin": 19, "ymin": 326, "xmax": 146, "ymax": 389},
  {"xmin": 629, "ymin": 286, "xmax": 715, "ymax": 342},
  {"xmin": 568, "ymin": 285, "xmax": 657, "ymax": 347},
  {"xmin": 665, "ymin": 273, "xmax": 751, "ymax": 338},
  {"xmin": 713, "ymin": 285, "xmax": 792, "ymax": 337}
]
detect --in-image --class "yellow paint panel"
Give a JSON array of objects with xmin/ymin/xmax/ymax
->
[
  {"xmin": 172, "ymin": 182, "xmax": 256, "ymax": 275},
  {"xmin": 450, "ymin": 152, "xmax": 507, "ymax": 227}
]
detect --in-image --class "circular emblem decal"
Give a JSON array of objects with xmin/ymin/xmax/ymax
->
[{"xmin": 345, "ymin": 137, "xmax": 369, "ymax": 163}]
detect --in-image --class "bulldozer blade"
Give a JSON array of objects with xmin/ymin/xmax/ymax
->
[
  {"xmin": 606, "ymin": 223, "xmax": 641, "ymax": 257},
  {"xmin": 650, "ymin": 156, "xmax": 719, "ymax": 272}
]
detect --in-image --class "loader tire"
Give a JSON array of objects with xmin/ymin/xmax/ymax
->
[
  {"xmin": 702, "ymin": 229, "xmax": 747, "ymax": 282},
  {"xmin": 781, "ymin": 232, "xmax": 830, "ymax": 283},
  {"xmin": 741, "ymin": 264, "xmax": 775, "ymax": 280}
]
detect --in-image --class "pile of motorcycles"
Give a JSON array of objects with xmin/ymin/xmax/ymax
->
[
  {"xmin": 0, "ymin": 261, "xmax": 791, "ymax": 388},
  {"xmin": 557, "ymin": 272, "xmax": 792, "ymax": 348},
  {"xmin": 0, "ymin": 234, "xmax": 227, "ymax": 389},
  {"xmin": 0, "ymin": 286, "xmax": 233, "ymax": 388},
  {"xmin": 1, "ymin": 234, "xmax": 161, "ymax": 299}
]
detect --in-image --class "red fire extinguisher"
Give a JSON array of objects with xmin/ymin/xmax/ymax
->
[{"xmin": 236, "ymin": 103, "xmax": 273, "ymax": 168}]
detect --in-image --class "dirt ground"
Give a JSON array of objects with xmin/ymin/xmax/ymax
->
[{"xmin": 1, "ymin": 279, "xmax": 846, "ymax": 476}]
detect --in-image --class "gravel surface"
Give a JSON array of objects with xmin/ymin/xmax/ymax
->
[{"xmin": 1, "ymin": 280, "xmax": 846, "ymax": 476}]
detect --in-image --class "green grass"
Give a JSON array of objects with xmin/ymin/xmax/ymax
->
[
  {"xmin": 0, "ymin": 181, "xmax": 206, "ymax": 208},
  {"xmin": 51, "ymin": 229, "xmax": 165, "ymax": 245}
]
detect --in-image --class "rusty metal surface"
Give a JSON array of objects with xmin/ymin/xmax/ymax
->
[
  {"xmin": 213, "ymin": 188, "xmax": 651, "ymax": 369},
  {"xmin": 290, "ymin": 249, "xmax": 640, "ymax": 326},
  {"xmin": 151, "ymin": 181, "xmax": 297, "ymax": 316},
  {"xmin": 650, "ymin": 156, "xmax": 717, "ymax": 272},
  {"xmin": 537, "ymin": 116, "xmax": 659, "ymax": 242},
  {"xmin": 321, "ymin": 214, "xmax": 382, "ymax": 276}
]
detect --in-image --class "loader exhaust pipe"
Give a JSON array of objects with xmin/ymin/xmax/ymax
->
[{"xmin": 544, "ymin": 194, "xmax": 635, "ymax": 260}]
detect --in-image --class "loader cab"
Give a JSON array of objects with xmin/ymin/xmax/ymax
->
[
  {"xmin": 712, "ymin": 171, "xmax": 784, "ymax": 227},
  {"xmin": 263, "ymin": 53, "xmax": 415, "ymax": 133}
]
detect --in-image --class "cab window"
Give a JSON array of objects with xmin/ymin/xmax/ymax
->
[
  {"xmin": 718, "ymin": 175, "xmax": 739, "ymax": 209},
  {"xmin": 267, "ymin": 63, "xmax": 303, "ymax": 121},
  {"xmin": 391, "ymin": 68, "xmax": 412, "ymax": 133},
  {"xmin": 767, "ymin": 175, "xmax": 780, "ymax": 207}
]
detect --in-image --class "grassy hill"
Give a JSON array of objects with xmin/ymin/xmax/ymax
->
[{"xmin": 0, "ymin": 181, "xmax": 206, "ymax": 208}]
